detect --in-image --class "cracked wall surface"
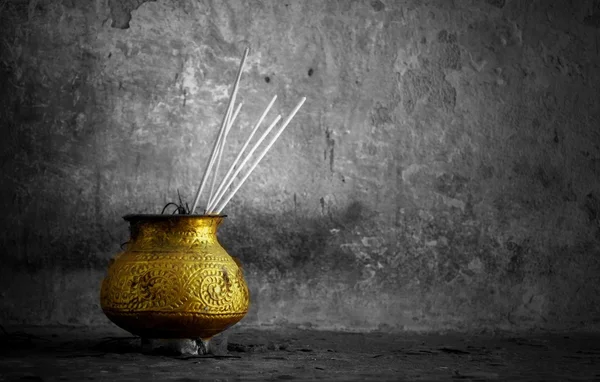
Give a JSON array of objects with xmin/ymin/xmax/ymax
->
[{"xmin": 1, "ymin": 0, "xmax": 599, "ymax": 332}]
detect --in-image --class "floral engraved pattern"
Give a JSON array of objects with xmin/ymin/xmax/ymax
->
[
  {"xmin": 102, "ymin": 252, "xmax": 249, "ymax": 313},
  {"xmin": 100, "ymin": 216, "xmax": 249, "ymax": 338},
  {"xmin": 103, "ymin": 263, "xmax": 183, "ymax": 311},
  {"xmin": 195, "ymin": 267, "xmax": 238, "ymax": 310}
]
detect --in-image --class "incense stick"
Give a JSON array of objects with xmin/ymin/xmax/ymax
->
[
  {"xmin": 206, "ymin": 113, "xmax": 282, "ymax": 212},
  {"xmin": 206, "ymin": 95, "xmax": 278, "ymax": 211},
  {"xmin": 207, "ymin": 102, "xmax": 243, "ymax": 211},
  {"xmin": 213, "ymin": 97, "xmax": 306, "ymax": 214},
  {"xmin": 190, "ymin": 47, "xmax": 249, "ymax": 214}
]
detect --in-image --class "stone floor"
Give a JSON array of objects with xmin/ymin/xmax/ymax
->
[{"xmin": 1, "ymin": 326, "xmax": 600, "ymax": 381}]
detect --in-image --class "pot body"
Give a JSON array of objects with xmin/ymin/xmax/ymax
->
[{"xmin": 100, "ymin": 214, "xmax": 249, "ymax": 339}]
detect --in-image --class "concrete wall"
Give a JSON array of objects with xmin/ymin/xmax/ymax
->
[{"xmin": 1, "ymin": 0, "xmax": 599, "ymax": 332}]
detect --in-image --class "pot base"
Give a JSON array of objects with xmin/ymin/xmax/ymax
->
[{"xmin": 103, "ymin": 310, "xmax": 246, "ymax": 339}]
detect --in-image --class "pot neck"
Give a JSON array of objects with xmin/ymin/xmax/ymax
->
[{"xmin": 126, "ymin": 215, "xmax": 225, "ymax": 249}]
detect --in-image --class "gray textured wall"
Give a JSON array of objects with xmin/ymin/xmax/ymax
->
[{"xmin": 1, "ymin": 0, "xmax": 600, "ymax": 332}]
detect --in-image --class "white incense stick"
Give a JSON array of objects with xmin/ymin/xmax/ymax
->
[
  {"xmin": 206, "ymin": 114, "xmax": 282, "ymax": 213},
  {"xmin": 213, "ymin": 97, "xmax": 306, "ymax": 214},
  {"xmin": 191, "ymin": 47, "xmax": 249, "ymax": 214},
  {"xmin": 206, "ymin": 95, "xmax": 278, "ymax": 211},
  {"xmin": 207, "ymin": 102, "xmax": 243, "ymax": 210},
  {"xmin": 208, "ymin": 103, "xmax": 241, "ymax": 196}
]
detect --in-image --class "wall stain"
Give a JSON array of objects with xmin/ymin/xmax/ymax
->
[
  {"xmin": 108, "ymin": 0, "xmax": 157, "ymax": 29},
  {"xmin": 371, "ymin": 0, "xmax": 385, "ymax": 12},
  {"xmin": 325, "ymin": 129, "xmax": 335, "ymax": 172}
]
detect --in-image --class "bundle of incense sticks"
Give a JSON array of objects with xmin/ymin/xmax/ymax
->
[{"xmin": 190, "ymin": 48, "xmax": 306, "ymax": 215}]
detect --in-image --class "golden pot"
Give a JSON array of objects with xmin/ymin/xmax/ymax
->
[{"xmin": 100, "ymin": 214, "xmax": 249, "ymax": 339}]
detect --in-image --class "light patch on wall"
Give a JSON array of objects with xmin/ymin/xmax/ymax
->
[
  {"xmin": 202, "ymin": 80, "xmax": 233, "ymax": 103},
  {"xmin": 181, "ymin": 61, "xmax": 200, "ymax": 99},
  {"xmin": 394, "ymin": 46, "xmax": 422, "ymax": 76},
  {"xmin": 468, "ymin": 257, "xmax": 484, "ymax": 274}
]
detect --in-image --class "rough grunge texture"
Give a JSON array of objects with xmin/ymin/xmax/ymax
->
[{"xmin": 1, "ymin": 0, "xmax": 599, "ymax": 332}]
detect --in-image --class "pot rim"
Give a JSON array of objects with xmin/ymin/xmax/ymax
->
[{"xmin": 123, "ymin": 214, "xmax": 227, "ymax": 221}]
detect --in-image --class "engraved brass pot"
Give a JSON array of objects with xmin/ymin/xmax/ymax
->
[{"xmin": 100, "ymin": 214, "xmax": 249, "ymax": 339}]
